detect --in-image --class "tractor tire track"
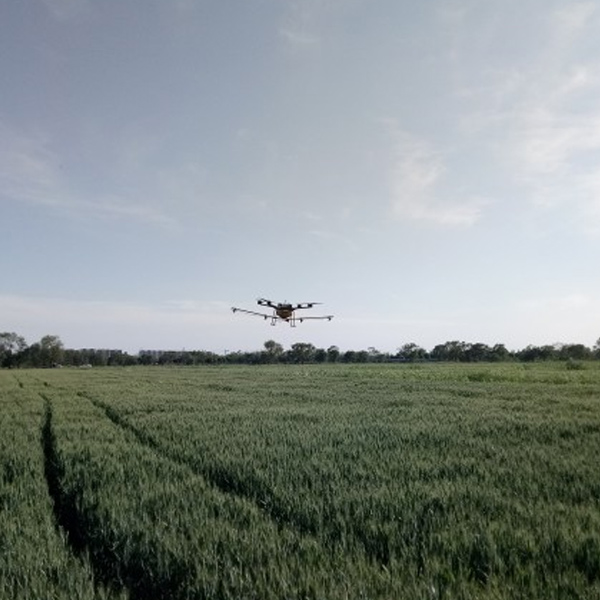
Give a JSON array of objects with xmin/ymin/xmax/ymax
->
[
  {"xmin": 46, "ymin": 386, "xmax": 416, "ymax": 572},
  {"xmin": 78, "ymin": 392, "xmax": 436, "ymax": 567},
  {"xmin": 79, "ymin": 392, "xmax": 323, "ymax": 539},
  {"xmin": 41, "ymin": 394, "xmax": 121, "ymax": 594},
  {"xmin": 41, "ymin": 392, "xmax": 178, "ymax": 600},
  {"xmin": 77, "ymin": 391, "xmax": 396, "ymax": 568},
  {"xmin": 41, "ymin": 395, "xmax": 128, "ymax": 596}
]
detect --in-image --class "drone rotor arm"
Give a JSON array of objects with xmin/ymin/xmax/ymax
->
[{"xmin": 232, "ymin": 307, "xmax": 275, "ymax": 320}]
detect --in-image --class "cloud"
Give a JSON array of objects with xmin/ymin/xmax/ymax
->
[
  {"xmin": 388, "ymin": 130, "xmax": 484, "ymax": 226},
  {"xmin": 505, "ymin": 67, "xmax": 600, "ymax": 228},
  {"xmin": 551, "ymin": 2, "xmax": 596, "ymax": 42},
  {"xmin": 0, "ymin": 126, "xmax": 70, "ymax": 209},
  {"xmin": 39, "ymin": 0, "xmax": 91, "ymax": 21},
  {"xmin": 0, "ymin": 124, "xmax": 179, "ymax": 229},
  {"xmin": 278, "ymin": 0, "xmax": 361, "ymax": 49},
  {"xmin": 82, "ymin": 195, "xmax": 179, "ymax": 229},
  {"xmin": 278, "ymin": 0, "xmax": 323, "ymax": 48},
  {"xmin": 279, "ymin": 28, "xmax": 320, "ymax": 47},
  {"xmin": 511, "ymin": 105, "xmax": 600, "ymax": 177},
  {"xmin": 450, "ymin": 3, "xmax": 600, "ymax": 233}
]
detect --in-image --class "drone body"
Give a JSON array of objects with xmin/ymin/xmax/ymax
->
[{"xmin": 232, "ymin": 298, "xmax": 333, "ymax": 327}]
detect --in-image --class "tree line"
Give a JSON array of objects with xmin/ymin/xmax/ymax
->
[{"xmin": 2, "ymin": 332, "xmax": 600, "ymax": 368}]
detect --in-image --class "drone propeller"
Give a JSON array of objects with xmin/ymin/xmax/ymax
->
[
  {"xmin": 295, "ymin": 301, "xmax": 322, "ymax": 309},
  {"xmin": 256, "ymin": 298, "xmax": 276, "ymax": 307}
]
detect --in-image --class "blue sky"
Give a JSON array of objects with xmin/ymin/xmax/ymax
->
[{"xmin": 1, "ymin": 0, "xmax": 599, "ymax": 353}]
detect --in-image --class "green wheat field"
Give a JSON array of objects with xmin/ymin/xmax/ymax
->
[{"xmin": 1, "ymin": 362, "xmax": 600, "ymax": 599}]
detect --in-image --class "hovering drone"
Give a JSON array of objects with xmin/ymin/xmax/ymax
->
[{"xmin": 232, "ymin": 298, "xmax": 333, "ymax": 327}]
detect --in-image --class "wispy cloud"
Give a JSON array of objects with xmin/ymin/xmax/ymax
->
[
  {"xmin": 449, "ymin": 2, "xmax": 600, "ymax": 233},
  {"xmin": 387, "ymin": 129, "xmax": 485, "ymax": 226},
  {"xmin": 278, "ymin": 0, "xmax": 361, "ymax": 49},
  {"xmin": 279, "ymin": 28, "xmax": 320, "ymax": 47},
  {"xmin": 510, "ymin": 104, "xmax": 600, "ymax": 179},
  {"xmin": 39, "ymin": 0, "xmax": 91, "ymax": 21},
  {"xmin": 0, "ymin": 126, "xmax": 72, "ymax": 209},
  {"xmin": 82, "ymin": 195, "xmax": 179, "ymax": 229},
  {"xmin": 0, "ymin": 124, "xmax": 179, "ymax": 230},
  {"xmin": 278, "ymin": 0, "xmax": 322, "ymax": 48},
  {"xmin": 551, "ymin": 2, "xmax": 596, "ymax": 43}
]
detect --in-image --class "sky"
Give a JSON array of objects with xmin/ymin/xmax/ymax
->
[{"xmin": 1, "ymin": 0, "xmax": 600, "ymax": 354}]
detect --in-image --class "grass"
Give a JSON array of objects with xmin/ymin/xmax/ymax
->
[{"xmin": 1, "ymin": 362, "xmax": 600, "ymax": 598}]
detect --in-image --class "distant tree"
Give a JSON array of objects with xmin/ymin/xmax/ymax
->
[
  {"xmin": 464, "ymin": 343, "xmax": 491, "ymax": 362},
  {"xmin": 431, "ymin": 341, "xmax": 468, "ymax": 362},
  {"xmin": 204, "ymin": 351, "xmax": 222, "ymax": 364},
  {"xmin": 23, "ymin": 343, "xmax": 41, "ymax": 367},
  {"xmin": 158, "ymin": 351, "xmax": 181, "ymax": 365},
  {"xmin": 489, "ymin": 343, "xmax": 511, "ymax": 362},
  {"xmin": 108, "ymin": 350, "xmax": 133, "ymax": 366},
  {"xmin": 289, "ymin": 342, "xmax": 316, "ymax": 364},
  {"xmin": 0, "ymin": 332, "xmax": 27, "ymax": 368},
  {"xmin": 515, "ymin": 345, "xmax": 533, "ymax": 362},
  {"xmin": 89, "ymin": 349, "xmax": 110, "ymax": 366},
  {"xmin": 326, "ymin": 345, "xmax": 340, "ymax": 363},
  {"xmin": 121, "ymin": 353, "xmax": 138, "ymax": 366},
  {"xmin": 178, "ymin": 352, "xmax": 194, "ymax": 366},
  {"xmin": 594, "ymin": 338, "xmax": 600, "ymax": 359},
  {"xmin": 38, "ymin": 335, "xmax": 64, "ymax": 367},
  {"xmin": 263, "ymin": 340, "xmax": 284, "ymax": 363},
  {"xmin": 537, "ymin": 344, "xmax": 557, "ymax": 360},
  {"xmin": 314, "ymin": 348, "xmax": 327, "ymax": 363},
  {"xmin": 341, "ymin": 350, "xmax": 356, "ymax": 363},
  {"xmin": 367, "ymin": 347, "xmax": 385, "ymax": 362},
  {"xmin": 516, "ymin": 344, "xmax": 556, "ymax": 362},
  {"xmin": 397, "ymin": 342, "xmax": 428, "ymax": 362},
  {"xmin": 138, "ymin": 352, "xmax": 154, "ymax": 365},
  {"xmin": 557, "ymin": 344, "xmax": 592, "ymax": 361},
  {"xmin": 355, "ymin": 350, "xmax": 369, "ymax": 363}
]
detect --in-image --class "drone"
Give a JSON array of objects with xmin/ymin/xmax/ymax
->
[{"xmin": 231, "ymin": 298, "xmax": 333, "ymax": 327}]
